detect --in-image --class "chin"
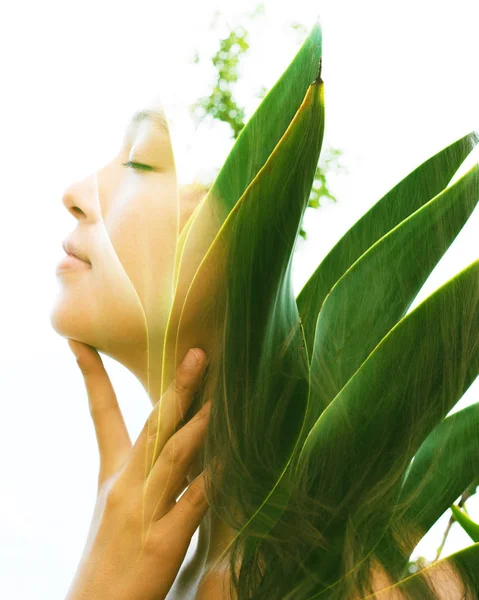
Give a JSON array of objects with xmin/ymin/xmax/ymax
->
[
  {"xmin": 49, "ymin": 292, "xmax": 114, "ymax": 354},
  {"xmin": 49, "ymin": 288, "xmax": 155, "ymax": 394},
  {"xmin": 49, "ymin": 293, "xmax": 90, "ymax": 343}
]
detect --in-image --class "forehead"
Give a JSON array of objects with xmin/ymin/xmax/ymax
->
[{"xmin": 125, "ymin": 107, "xmax": 170, "ymax": 138}]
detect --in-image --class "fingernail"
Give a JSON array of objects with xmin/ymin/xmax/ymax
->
[{"xmin": 183, "ymin": 348, "xmax": 203, "ymax": 368}]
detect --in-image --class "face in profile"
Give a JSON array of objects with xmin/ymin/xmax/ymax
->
[{"xmin": 50, "ymin": 102, "xmax": 197, "ymax": 396}]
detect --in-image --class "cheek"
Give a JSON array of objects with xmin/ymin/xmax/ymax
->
[
  {"xmin": 50, "ymin": 174, "xmax": 180, "ymax": 353},
  {"xmin": 103, "ymin": 178, "xmax": 179, "ymax": 325},
  {"xmin": 50, "ymin": 270, "xmax": 98, "ymax": 339}
]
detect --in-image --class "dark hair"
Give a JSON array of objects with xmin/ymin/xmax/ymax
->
[
  {"xmin": 165, "ymin": 19, "xmax": 479, "ymax": 599},
  {"xmin": 196, "ymin": 135, "xmax": 479, "ymax": 600}
]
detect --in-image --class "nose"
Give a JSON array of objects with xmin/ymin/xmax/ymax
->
[{"xmin": 61, "ymin": 172, "xmax": 100, "ymax": 223}]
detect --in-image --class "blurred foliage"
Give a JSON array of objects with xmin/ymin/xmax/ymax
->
[
  {"xmin": 191, "ymin": 23, "xmax": 249, "ymax": 139},
  {"xmin": 189, "ymin": 4, "xmax": 347, "ymax": 241},
  {"xmin": 406, "ymin": 556, "xmax": 432, "ymax": 574}
]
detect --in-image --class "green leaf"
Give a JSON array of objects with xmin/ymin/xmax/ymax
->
[
  {"xmin": 375, "ymin": 403, "xmax": 479, "ymax": 579},
  {"xmin": 173, "ymin": 20, "xmax": 323, "ymax": 291},
  {"xmin": 297, "ymin": 259, "xmax": 479, "ymax": 576},
  {"xmin": 396, "ymin": 404, "xmax": 479, "ymax": 544},
  {"xmin": 296, "ymin": 131, "xmax": 479, "ymax": 357},
  {"xmin": 165, "ymin": 76, "xmax": 325, "ymax": 562},
  {"xmin": 308, "ymin": 162, "xmax": 479, "ymax": 416},
  {"xmin": 451, "ymin": 504, "xmax": 479, "ymax": 543}
]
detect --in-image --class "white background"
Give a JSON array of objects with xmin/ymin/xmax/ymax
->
[{"xmin": 0, "ymin": 0, "xmax": 478, "ymax": 597}]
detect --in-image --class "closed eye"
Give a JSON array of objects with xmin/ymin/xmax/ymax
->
[{"xmin": 122, "ymin": 161, "xmax": 155, "ymax": 172}]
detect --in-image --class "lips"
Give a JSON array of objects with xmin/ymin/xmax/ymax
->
[{"xmin": 62, "ymin": 237, "xmax": 91, "ymax": 265}]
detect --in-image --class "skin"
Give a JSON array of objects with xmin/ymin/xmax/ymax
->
[
  {"xmin": 50, "ymin": 100, "xmax": 236, "ymax": 598},
  {"xmin": 363, "ymin": 560, "xmax": 465, "ymax": 600},
  {"xmin": 50, "ymin": 100, "xmax": 179, "ymax": 403},
  {"xmin": 64, "ymin": 339, "xmax": 212, "ymax": 600},
  {"xmin": 50, "ymin": 101, "xmax": 465, "ymax": 600}
]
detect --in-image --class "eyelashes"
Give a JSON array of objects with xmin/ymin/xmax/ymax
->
[{"xmin": 122, "ymin": 160, "xmax": 155, "ymax": 172}]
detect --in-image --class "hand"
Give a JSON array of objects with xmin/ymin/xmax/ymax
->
[{"xmin": 64, "ymin": 340, "xmax": 211, "ymax": 600}]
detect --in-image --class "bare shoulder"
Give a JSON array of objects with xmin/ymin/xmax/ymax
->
[
  {"xmin": 192, "ymin": 559, "xmax": 465, "ymax": 599},
  {"xmin": 195, "ymin": 564, "xmax": 235, "ymax": 600},
  {"xmin": 368, "ymin": 560, "xmax": 466, "ymax": 599},
  {"xmin": 424, "ymin": 560, "xmax": 466, "ymax": 600}
]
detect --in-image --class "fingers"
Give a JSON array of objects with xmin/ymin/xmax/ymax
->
[
  {"xmin": 125, "ymin": 348, "xmax": 208, "ymax": 485},
  {"xmin": 160, "ymin": 471, "xmax": 210, "ymax": 542},
  {"xmin": 68, "ymin": 339, "xmax": 132, "ymax": 485},
  {"xmin": 145, "ymin": 399, "xmax": 212, "ymax": 520},
  {"xmin": 141, "ymin": 471, "xmax": 211, "ymax": 584}
]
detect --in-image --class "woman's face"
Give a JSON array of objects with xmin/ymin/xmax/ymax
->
[{"xmin": 50, "ymin": 102, "xmax": 181, "ymax": 391}]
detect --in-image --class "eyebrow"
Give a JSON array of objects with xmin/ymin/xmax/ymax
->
[{"xmin": 127, "ymin": 110, "xmax": 170, "ymax": 136}]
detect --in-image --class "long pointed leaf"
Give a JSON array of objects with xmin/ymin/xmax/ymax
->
[
  {"xmin": 163, "ymin": 74, "xmax": 325, "ymax": 565},
  {"xmin": 172, "ymin": 20, "xmax": 323, "ymax": 292},
  {"xmin": 309, "ymin": 163, "xmax": 479, "ymax": 415},
  {"xmin": 297, "ymin": 260, "xmax": 479, "ymax": 577},
  {"xmin": 376, "ymin": 403, "xmax": 479, "ymax": 579},
  {"xmin": 296, "ymin": 131, "xmax": 479, "ymax": 356},
  {"xmin": 387, "ymin": 403, "xmax": 479, "ymax": 559}
]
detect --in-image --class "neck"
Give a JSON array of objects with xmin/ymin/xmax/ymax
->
[
  {"xmin": 123, "ymin": 251, "xmax": 236, "ymax": 576},
  {"xmin": 182, "ymin": 505, "xmax": 238, "ymax": 599}
]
